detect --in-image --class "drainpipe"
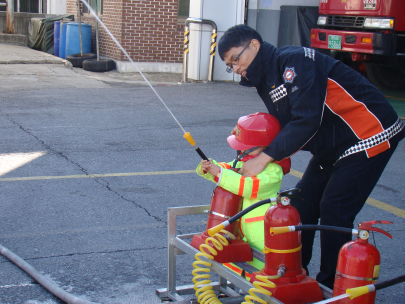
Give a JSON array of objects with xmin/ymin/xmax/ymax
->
[
  {"xmin": 95, "ymin": 0, "xmax": 99, "ymax": 61},
  {"xmin": 4, "ymin": 0, "xmax": 16, "ymax": 34},
  {"xmin": 77, "ymin": 0, "xmax": 83, "ymax": 56}
]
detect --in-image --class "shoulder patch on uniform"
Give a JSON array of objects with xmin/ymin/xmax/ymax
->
[
  {"xmin": 269, "ymin": 84, "xmax": 287, "ymax": 103},
  {"xmin": 283, "ymin": 67, "xmax": 297, "ymax": 84},
  {"xmin": 304, "ymin": 47, "xmax": 315, "ymax": 61}
]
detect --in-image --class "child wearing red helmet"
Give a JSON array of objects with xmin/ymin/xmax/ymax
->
[{"xmin": 196, "ymin": 112, "xmax": 291, "ymax": 276}]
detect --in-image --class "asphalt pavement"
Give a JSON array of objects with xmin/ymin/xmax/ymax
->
[{"xmin": 0, "ymin": 43, "xmax": 404, "ymax": 304}]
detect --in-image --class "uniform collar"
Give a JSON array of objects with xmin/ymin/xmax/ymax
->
[{"xmin": 239, "ymin": 41, "xmax": 277, "ymax": 88}]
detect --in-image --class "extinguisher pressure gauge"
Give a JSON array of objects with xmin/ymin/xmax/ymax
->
[
  {"xmin": 280, "ymin": 196, "xmax": 290, "ymax": 206},
  {"xmin": 358, "ymin": 230, "xmax": 370, "ymax": 240}
]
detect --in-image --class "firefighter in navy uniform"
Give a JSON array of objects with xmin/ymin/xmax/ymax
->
[{"xmin": 218, "ymin": 24, "xmax": 405, "ymax": 289}]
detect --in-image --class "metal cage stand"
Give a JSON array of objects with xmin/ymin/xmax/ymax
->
[{"xmin": 155, "ymin": 205, "xmax": 333, "ymax": 304}]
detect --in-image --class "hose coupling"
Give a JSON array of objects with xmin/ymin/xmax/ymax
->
[{"xmin": 277, "ymin": 266, "xmax": 286, "ymax": 277}]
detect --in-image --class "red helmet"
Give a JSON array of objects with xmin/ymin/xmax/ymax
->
[{"xmin": 227, "ymin": 112, "xmax": 281, "ymax": 150}]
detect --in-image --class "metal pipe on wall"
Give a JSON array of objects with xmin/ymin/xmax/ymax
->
[
  {"xmin": 95, "ymin": 0, "xmax": 99, "ymax": 60},
  {"xmin": 182, "ymin": 17, "xmax": 217, "ymax": 83},
  {"xmin": 77, "ymin": 0, "xmax": 83, "ymax": 56},
  {"xmin": 4, "ymin": 0, "xmax": 16, "ymax": 34}
]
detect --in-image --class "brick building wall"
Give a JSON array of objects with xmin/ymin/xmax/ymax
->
[{"xmin": 66, "ymin": 0, "xmax": 183, "ymax": 64}]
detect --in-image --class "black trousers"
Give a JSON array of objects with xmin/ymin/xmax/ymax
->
[{"xmin": 290, "ymin": 143, "xmax": 398, "ymax": 289}]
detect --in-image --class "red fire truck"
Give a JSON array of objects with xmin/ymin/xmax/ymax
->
[{"xmin": 311, "ymin": 0, "xmax": 405, "ymax": 90}]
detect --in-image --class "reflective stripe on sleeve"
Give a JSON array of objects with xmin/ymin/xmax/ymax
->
[
  {"xmin": 251, "ymin": 177, "xmax": 260, "ymax": 199},
  {"xmin": 218, "ymin": 162, "xmax": 231, "ymax": 169},
  {"xmin": 238, "ymin": 176, "xmax": 245, "ymax": 196}
]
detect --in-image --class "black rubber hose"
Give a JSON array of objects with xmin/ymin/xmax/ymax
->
[
  {"xmin": 294, "ymin": 225, "xmax": 354, "ymax": 234},
  {"xmin": 375, "ymin": 274, "xmax": 405, "ymax": 291},
  {"xmin": 208, "ymin": 198, "xmax": 276, "ymax": 236},
  {"xmin": 0, "ymin": 243, "xmax": 99, "ymax": 304},
  {"xmin": 195, "ymin": 147, "xmax": 208, "ymax": 161},
  {"xmin": 228, "ymin": 198, "xmax": 273, "ymax": 224}
]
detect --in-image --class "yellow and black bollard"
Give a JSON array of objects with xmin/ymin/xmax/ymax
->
[
  {"xmin": 182, "ymin": 26, "xmax": 190, "ymax": 83},
  {"xmin": 208, "ymin": 29, "xmax": 217, "ymax": 82}
]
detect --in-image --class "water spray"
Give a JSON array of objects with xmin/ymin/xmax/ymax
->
[{"xmin": 80, "ymin": 0, "xmax": 208, "ymax": 161}]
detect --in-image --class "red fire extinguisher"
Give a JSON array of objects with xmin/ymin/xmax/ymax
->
[
  {"xmin": 262, "ymin": 194, "xmax": 302, "ymax": 278},
  {"xmin": 190, "ymin": 186, "xmax": 253, "ymax": 263},
  {"xmin": 250, "ymin": 189, "xmax": 324, "ymax": 304},
  {"xmin": 333, "ymin": 220, "xmax": 393, "ymax": 304}
]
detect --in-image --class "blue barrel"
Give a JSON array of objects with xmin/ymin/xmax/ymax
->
[
  {"xmin": 65, "ymin": 23, "xmax": 92, "ymax": 57},
  {"xmin": 59, "ymin": 21, "xmax": 69, "ymax": 59},
  {"xmin": 53, "ymin": 21, "xmax": 60, "ymax": 57}
]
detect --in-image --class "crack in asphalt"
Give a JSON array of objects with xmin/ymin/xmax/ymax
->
[
  {"xmin": 3, "ymin": 114, "xmax": 166, "ymax": 224},
  {"xmin": 0, "ymin": 246, "xmax": 167, "ymax": 264}
]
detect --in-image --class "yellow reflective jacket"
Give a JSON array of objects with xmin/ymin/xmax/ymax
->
[{"xmin": 196, "ymin": 159, "xmax": 283, "ymax": 270}]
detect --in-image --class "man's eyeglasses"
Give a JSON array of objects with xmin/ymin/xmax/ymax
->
[{"xmin": 226, "ymin": 41, "xmax": 251, "ymax": 73}]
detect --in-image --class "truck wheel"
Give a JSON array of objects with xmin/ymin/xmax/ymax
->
[
  {"xmin": 83, "ymin": 59, "xmax": 116, "ymax": 72},
  {"xmin": 66, "ymin": 53, "xmax": 97, "ymax": 68},
  {"xmin": 365, "ymin": 63, "xmax": 405, "ymax": 90}
]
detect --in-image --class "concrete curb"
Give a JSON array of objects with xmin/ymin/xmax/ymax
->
[
  {"xmin": 0, "ymin": 42, "xmax": 68, "ymax": 65},
  {"xmin": 0, "ymin": 33, "xmax": 27, "ymax": 46},
  {"xmin": 0, "ymin": 58, "xmax": 68, "ymax": 64}
]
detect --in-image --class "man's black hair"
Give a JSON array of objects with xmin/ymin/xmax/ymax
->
[{"xmin": 218, "ymin": 24, "xmax": 263, "ymax": 60}]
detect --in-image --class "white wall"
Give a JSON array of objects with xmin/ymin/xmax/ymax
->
[
  {"xmin": 250, "ymin": 0, "xmax": 319, "ymax": 10},
  {"xmin": 47, "ymin": 0, "xmax": 67, "ymax": 14},
  {"xmin": 188, "ymin": 0, "xmax": 245, "ymax": 82}
]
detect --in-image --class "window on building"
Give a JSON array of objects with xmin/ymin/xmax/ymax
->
[
  {"xmin": 82, "ymin": 0, "xmax": 103, "ymax": 15},
  {"xmin": 14, "ymin": 0, "xmax": 41, "ymax": 13},
  {"xmin": 177, "ymin": 0, "xmax": 189, "ymax": 23}
]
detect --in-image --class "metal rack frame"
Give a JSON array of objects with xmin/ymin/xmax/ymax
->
[{"xmin": 156, "ymin": 205, "xmax": 332, "ymax": 304}]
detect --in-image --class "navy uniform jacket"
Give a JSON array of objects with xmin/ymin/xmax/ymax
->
[{"xmin": 240, "ymin": 42, "xmax": 404, "ymax": 167}]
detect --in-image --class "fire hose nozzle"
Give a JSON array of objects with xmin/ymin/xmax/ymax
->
[
  {"xmin": 183, "ymin": 132, "xmax": 208, "ymax": 160},
  {"xmin": 346, "ymin": 285, "xmax": 375, "ymax": 300},
  {"xmin": 270, "ymin": 226, "xmax": 295, "ymax": 236},
  {"xmin": 207, "ymin": 221, "xmax": 229, "ymax": 236},
  {"xmin": 183, "ymin": 132, "xmax": 196, "ymax": 146}
]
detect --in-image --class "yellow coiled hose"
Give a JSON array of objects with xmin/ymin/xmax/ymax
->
[
  {"xmin": 192, "ymin": 230, "xmax": 276, "ymax": 304},
  {"xmin": 242, "ymin": 275, "xmax": 276, "ymax": 304}
]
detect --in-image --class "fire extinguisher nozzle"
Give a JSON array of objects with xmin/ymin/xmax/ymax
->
[
  {"xmin": 207, "ymin": 221, "xmax": 228, "ymax": 236},
  {"xmin": 183, "ymin": 132, "xmax": 209, "ymax": 160},
  {"xmin": 346, "ymin": 285, "xmax": 375, "ymax": 300},
  {"xmin": 270, "ymin": 226, "xmax": 294, "ymax": 235},
  {"xmin": 183, "ymin": 132, "xmax": 196, "ymax": 146}
]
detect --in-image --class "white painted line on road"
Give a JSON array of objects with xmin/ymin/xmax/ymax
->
[
  {"xmin": 366, "ymin": 197, "xmax": 405, "ymax": 219},
  {"xmin": 289, "ymin": 169, "xmax": 303, "ymax": 179},
  {"xmin": 0, "ymin": 221, "xmax": 204, "ymax": 240},
  {"xmin": 288, "ymin": 169, "xmax": 405, "ymax": 219},
  {"xmin": 1, "ymin": 168, "xmax": 404, "ymax": 219},
  {"xmin": 0, "ymin": 170, "xmax": 195, "ymax": 181}
]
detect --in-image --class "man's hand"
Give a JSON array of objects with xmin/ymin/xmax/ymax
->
[{"xmin": 239, "ymin": 153, "xmax": 274, "ymax": 177}]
